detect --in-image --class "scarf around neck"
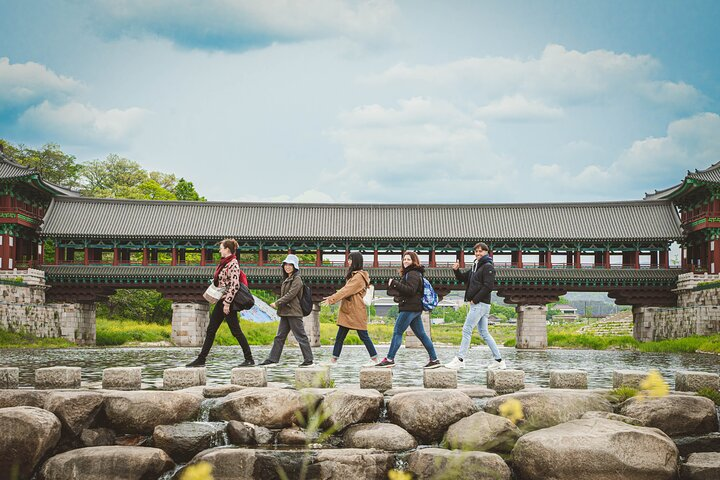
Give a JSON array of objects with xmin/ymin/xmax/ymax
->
[{"xmin": 213, "ymin": 254, "xmax": 236, "ymax": 286}]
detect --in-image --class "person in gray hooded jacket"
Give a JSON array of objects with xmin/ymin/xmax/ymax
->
[{"xmin": 259, "ymin": 254, "xmax": 314, "ymax": 367}]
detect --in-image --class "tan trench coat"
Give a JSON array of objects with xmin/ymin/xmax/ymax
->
[{"xmin": 327, "ymin": 270, "xmax": 370, "ymax": 330}]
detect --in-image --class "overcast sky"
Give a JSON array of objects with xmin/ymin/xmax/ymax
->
[{"xmin": 1, "ymin": 0, "xmax": 719, "ymax": 204}]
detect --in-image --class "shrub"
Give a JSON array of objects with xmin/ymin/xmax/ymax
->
[
  {"xmin": 608, "ymin": 386, "xmax": 639, "ymax": 403},
  {"xmin": 697, "ymin": 387, "xmax": 720, "ymax": 406}
]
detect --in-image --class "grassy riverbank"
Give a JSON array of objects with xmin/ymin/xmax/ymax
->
[{"xmin": 2, "ymin": 319, "xmax": 719, "ymax": 354}]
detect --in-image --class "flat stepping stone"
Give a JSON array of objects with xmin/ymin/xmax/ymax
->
[
  {"xmin": 487, "ymin": 369, "xmax": 524, "ymax": 394},
  {"xmin": 163, "ymin": 367, "xmax": 206, "ymax": 390},
  {"xmin": 676, "ymin": 370, "xmax": 720, "ymax": 392},
  {"xmin": 35, "ymin": 367, "xmax": 81, "ymax": 389},
  {"xmin": 294, "ymin": 366, "xmax": 331, "ymax": 388},
  {"xmin": 102, "ymin": 367, "xmax": 141, "ymax": 390},
  {"xmin": 231, "ymin": 367, "xmax": 267, "ymax": 387},
  {"xmin": 359, "ymin": 367, "xmax": 392, "ymax": 392},
  {"xmin": 0, "ymin": 367, "xmax": 19, "ymax": 389},
  {"xmin": 423, "ymin": 367, "xmax": 457, "ymax": 389},
  {"xmin": 550, "ymin": 370, "xmax": 588, "ymax": 389},
  {"xmin": 612, "ymin": 370, "xmax": 648, "ymax": 389}
]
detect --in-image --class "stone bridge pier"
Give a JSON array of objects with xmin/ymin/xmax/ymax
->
[
  {"xmin": 499, "ymin": 288, "xmax": 566, "ymax": 350},
  {"xmin": 171, "ymin": 303, "xmax": 210, "ymax": 347}
]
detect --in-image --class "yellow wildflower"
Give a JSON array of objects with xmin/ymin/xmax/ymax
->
[
  {"xmin": 498, "ymin": 398, "xmax": 524, "ymax": 424},
  {"xmin": 181, "ymin": 462, "xmax": 214, "ymax": 480},
  {"xmin": 388, "ymin": 470, "xmax": 413, "ymax": 480},
  {"xmin": 639, "ymin": 370, "xmax": 669, "ymax": 398}
]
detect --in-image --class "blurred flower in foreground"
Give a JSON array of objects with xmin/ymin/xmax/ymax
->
[
  {"xmin": 388, "ymin": 469, "xmax": 412, "ymax": 480},
  {"xmin": 498, "ymin": 398, "xmax": 524, "ymax": 424},
  {"xmin": 639, "ymin": 370, "xmax": 669, "ymax": 399},
  {"xmin": 181, "ymin": 462, "xmax": 213, "ymax": 480}
]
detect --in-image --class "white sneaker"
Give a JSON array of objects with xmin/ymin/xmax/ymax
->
[
  {"xmin": 487, "ymin": 359, "xmax": 507, "ymax": 370},
  {"xmin": 445, "ymin": 357, "xmax": 465, "ymax": 370}
]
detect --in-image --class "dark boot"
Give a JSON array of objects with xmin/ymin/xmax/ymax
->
[
  {"xmin": 238, "ymin": 358, "xmax": 255, "ymax": 367},
  {"xmin": 186, "ymin": 356, "xmax": 206, "ymax": 367}
]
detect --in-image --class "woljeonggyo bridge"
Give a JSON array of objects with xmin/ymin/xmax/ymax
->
[{"xmin": 3, "ymin": 151, "xmax": 720, "ymax": 348}]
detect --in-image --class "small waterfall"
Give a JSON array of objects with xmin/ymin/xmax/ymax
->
[
  {"xmin": 157, "ymin": 463, "xmax": 184, "ymax": 480},
  {"xmin": 197, "ymin": 398, "xmax": 220, "ymax": 422}
]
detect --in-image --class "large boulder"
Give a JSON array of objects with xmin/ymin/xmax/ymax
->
[
  {"xmin": 343, "ymin": 423, "xmax": 417, "ymax": 451},
  {"xmin": 407, "ymin": 448, "xmax": 512, "ymax": 480},
  {"xmin": 581, "ymin": 410, "xmax": 645, "ymax": 426},
  {"xmin": 153, "ymin": 422, "xmax": 226, "ymax": 462},
  {"xmin": 227, "ymin": 420, "xmax": 274, "ymax": 445},
  {"xmin": 484, "ymin": 389, "xmax": 613, "ymax": 431},
  {"xmin": 0, "ymin": 389, "xmax": 49, "ymax": 408},
  {"xmin": 103, "ymin": 391, "xmax": 202, "ymax": 434},
  {"xmin": 619, "ymin": 395, "xmax": 719, "ymax": 437},
  {"xmin": 674, "ymin": 433, "xmax": 720, "ymax": 457},
  {"xmin": 443, "ymin": 411, "xmax": 522, "ymax": 453},
  {"xmin": 44, "ymin": 391, "xmax": 104, "ymax": 436},
  {"xmin": 0, "ymin": 406, "xmax": 61, "ymax": 480},
  {"xmin": 387, "ymin": 390, "xmax": 476, "ymax": 443},
  {"xmin": 681, "ymin": 452, "xmax": 720, "ymax": 480},
  {"xmin": 512, "ymin": 418, "xmax": 678, "ymax": 480},
  {"xmin": 210, "ymin": 387, "xmax": 319, "ymax": 428},
  {"xmin": 182, "ymin": 448, "xmax": 256, "ymax": 480},
  {"xmin": 321, "ymin": 388, "xmax": 383, "ymax": 432},
  {"xmin": 314, "ymin": 449, "xmax": 394, "ymax": 480},
  {"xmin": 39, "ymin": 446, "xmax": 174, "ymax": 480}
]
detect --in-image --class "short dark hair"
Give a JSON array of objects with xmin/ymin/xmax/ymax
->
[{"xmin": 474, "ymin": 242, "xmax": 489, "ymax": 252}]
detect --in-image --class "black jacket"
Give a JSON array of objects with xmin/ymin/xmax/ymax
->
[
  {"xmin": 388, "ymin": 265, "xmax": 424, "ymax": 312},
  {"xmin": 455, "ymin": 255, "xmax": 495, "ymax": 304}
]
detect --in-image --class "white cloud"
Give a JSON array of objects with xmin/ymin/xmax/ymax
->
[
  {"xmin": 530, "ymin": 112, "xmax": 720, "ymax": 197},
  {"xmin": 18, "ymin": 101, "xmax": 150, "ymax": 145},
  {"xmin": 86, "ymin": 0, "xmax": 399, "ymax": 51},
  {"xmin": 363, "ymin": 44, "xmax": 702, "ymax": 109},
  {"xmin": 0, "ymin": 57, "xmax": 81, "ymax": 110},
  {"xmin": 323, "ymin": 97, "xmax": 518, "ymax": 201},
  {"xmin": 475, "ymin": 95, "xmax": 563, "ymax": 121}
]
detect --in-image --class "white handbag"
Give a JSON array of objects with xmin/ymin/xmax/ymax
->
[
  {"xmin": 203, "ymin": 284, "xmax": 227, "ymax": 304},
  {"xmin": 362, "ymin": 285, "xmax": 375, "ymax": 306}
]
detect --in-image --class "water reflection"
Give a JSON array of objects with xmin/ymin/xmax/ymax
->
[{"xmin": 1, "ymin": 345, "xmax": 718, "ymax": 390}]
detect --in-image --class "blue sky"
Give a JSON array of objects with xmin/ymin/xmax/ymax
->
[{"xmin": 1, "ymin": 0, "xmax": 719, "ymax": 203}]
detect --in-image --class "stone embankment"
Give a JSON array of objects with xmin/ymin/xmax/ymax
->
[{"xmin": 0, "ymin": 365, "xmax": 718, "ymax": 480}]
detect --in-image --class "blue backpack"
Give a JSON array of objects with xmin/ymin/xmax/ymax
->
[{"xmin": 421, "ymin": 277, "xmax": 439, "ymax": 311}]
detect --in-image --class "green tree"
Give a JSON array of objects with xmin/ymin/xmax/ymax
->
[
  {"xmin": 174, "ymin": 178, "xmax": 205, "ymax": 201},
  {"xmin": 1, "ymin": 140, "xmax": 81, "ymax": 188},
  {"xmin": 386, "ymin": 305, "xmax": 399, "ymax": 320}
]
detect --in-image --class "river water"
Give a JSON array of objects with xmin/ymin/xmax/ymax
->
[{"xmin": 2, "ymin": 345, "xmax": 718, "ymax": 390}]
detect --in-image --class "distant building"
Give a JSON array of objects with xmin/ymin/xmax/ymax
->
[{"xmin": 552, "ymin": 303, "xmax": 579, "ymax": 322}]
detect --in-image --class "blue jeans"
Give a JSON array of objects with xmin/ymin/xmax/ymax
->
[
  {"xmin": 387, "ymin": 311, "xmax": 437, "ymax": 361},
  {"xmin": 458, "ymin": 302, "xmax": 501, "ymax": 360},
  {"xmin": 332, "ymin": 326, "xmax": 377, "ymax": 358}
]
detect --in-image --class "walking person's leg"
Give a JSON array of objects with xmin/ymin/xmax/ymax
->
[
  {"xmin": 287, "ymin": 316, "xmax": 314, "ymax": 365},
  {"xmin": 476, "ymin": 303, "xmax": 505, "ymax": 368},
  {"xmin": 332, "ymin": 326, "xmax": 350, "ymax": 361},
  {"xmin": 225, "ymin": 310, "xmax": 254, "ymax": 364},
  {"xmin": 380, "ymin": 311, "xmax": 413, "ymax": 365},
  {"xmin": 186, "ymin": 303, "xmax": 224, "ymax": 366},
  {"xmin": 263, "ymin": 317, "xmax": 291, "ymax": 364},
  {"xmin": 356, "ymin": 329, "xmax": 378, "ymax": 360},
  {"xmin": 407, "ymin": 312, "xmax": 440, "ymax": 367}
]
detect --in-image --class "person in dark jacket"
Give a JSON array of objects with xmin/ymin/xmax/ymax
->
[
  {"xmin": 186, "ymin": 238, "xmax": 254, "ymax": 367},
  {"xmin": 446, "ymin": 242, "xmax": 506, "ymax": 370},
  {"xmin": 376, "ymin": 251, "xmax": 440, "ymax": 368},
  {"xmin": 259, "ymin": 254, "xmax": 314, "ymax": 367}
]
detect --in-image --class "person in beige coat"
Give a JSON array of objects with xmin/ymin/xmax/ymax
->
[{"xmin": 321, "ymin": 252, "xmax": 378, "ymax": 365}]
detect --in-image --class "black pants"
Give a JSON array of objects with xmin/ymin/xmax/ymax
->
[
  {"xmin": 198, "ymin": 303, "xmax": 253, "ymax": 360},
  {"xmin": 267, "ymin": 316, "xmax": 313, "ymax": 363}
]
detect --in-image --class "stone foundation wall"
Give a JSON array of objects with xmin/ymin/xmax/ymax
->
[
  {"xmin": 0, "ymin": 270, "xmax": 96, "ymax": 345},
  {"xmin": 633, "ymin": 272, "xmax": 720, "ymax": 342},
  {"xmin": 171, "ymin": 303, "xmax": 210, "ymax": 347}
]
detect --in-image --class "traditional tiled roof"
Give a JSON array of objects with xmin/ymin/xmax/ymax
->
[
  {"xmin": 41, "ymin": 265, "xmax": 681, "ymax": 287},
  {"xmin": 0, "ymin": 151, "xmax": 80, "ymax": 197},
  {"xmin": 646, "ymin": 162, "xmax": 720, "ymax": 200},
  {"xmin": 40, "ymin": 197, "xmax": 682, "ymax": 242}
]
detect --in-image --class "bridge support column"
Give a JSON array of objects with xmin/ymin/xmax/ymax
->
[
  {"xmin": 632, "ymin": 306, "xmax": 659, "ymax": 342},
  {"xmin": 405, "ymin": 311, "xmax": 432, "ymax": 348},
  {"xmin": 289, "ymin": 301, "xmax": 320, "ymax": 347},
  {"xmin": 171, "ymin": 303, "xmax": 210, "ymax": 347},
  {"xmin": 515, "ymin": 305, "xmax": 547, "ymax": 349}
]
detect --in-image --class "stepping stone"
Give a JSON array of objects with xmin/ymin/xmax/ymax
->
[
  {"xmin": 163, "ymin": 367, "xmax": 206, "ymax": 390},
  {"xmin": 231, "ymin": 367, "xmax": 267, "ymax": 387},
  {"xmin": 612, "ymin": 370, "xmax": 648, "ymax": 389},
  {"xmin": 102, "ymin": 367, "xmax": 142, "ymax": 390},
  {"xmin": 359, "ymin": 367, "xmax": 392, "ymax": 392},
  {"xmin": 0, "ymin": 367, "xmax": 19, "ymax": 389},
  {"xmin": 676, "ymin": 371, "xmax": 720, "ymax": 392},
  {"xmin": 294, "ymin": 366, "xmax": 331, "ymax": 388},
  {"xmin": 35, "ymin": 366, "xmax": 81, "ymax": 389},
  {"xmin": 550, "ymin": 370, "xmax": 588, "ymax": 389},
  {"xmin": 487, "ymin": 369, "xmax": 524, "ymax": 394},
  {"xmin": 423, "ymin": 367, "xmax": 457, "ymax": 389}
]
